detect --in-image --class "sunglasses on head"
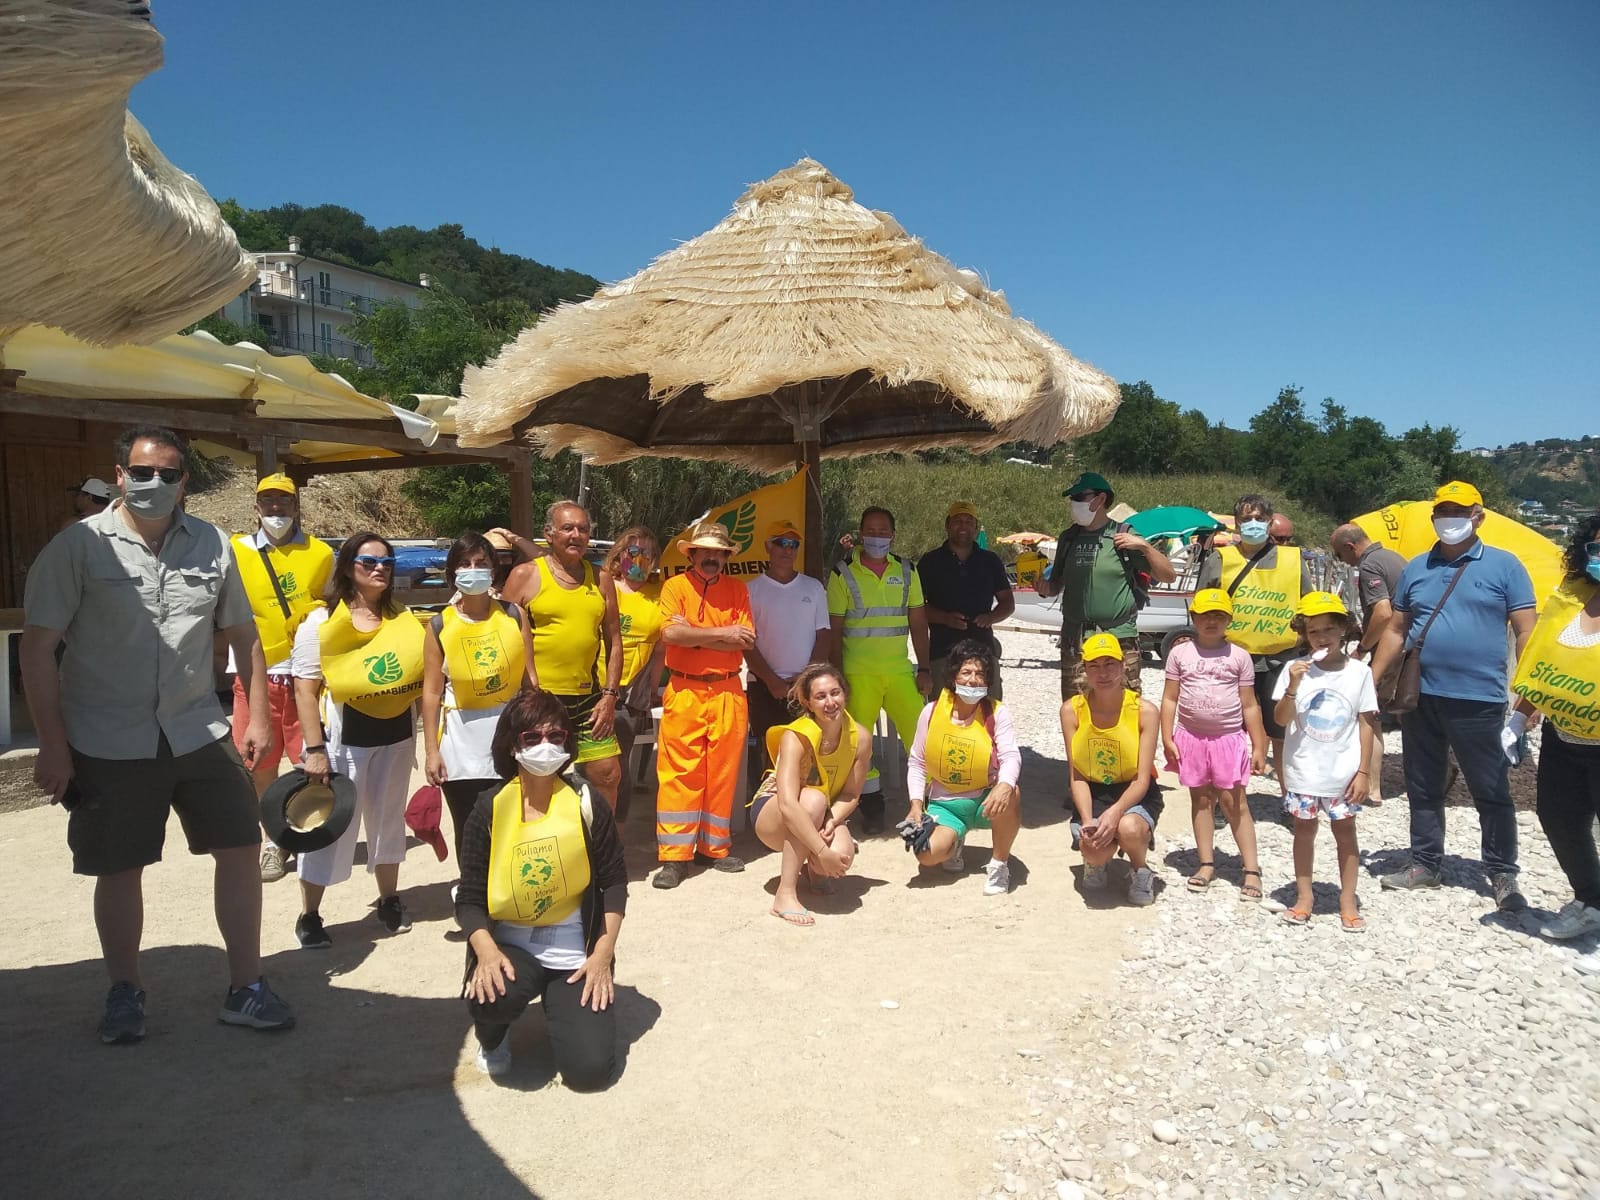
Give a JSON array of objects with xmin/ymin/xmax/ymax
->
[
  {"xmin": 125, "ymin": 465, "xmax": 182, "ymax": 484},
  {"xmin": 517, "ymin": 728, "xmax": 569, "ymax": 749},
  {"xmin": 353, "ymin": 555, "xmax": 396, "ymax": 570},
  {"xmin": 770, "ymin": 537, "xmax": 801, "ymax": 550}
]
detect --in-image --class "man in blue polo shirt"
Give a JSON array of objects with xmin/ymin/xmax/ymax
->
[{"xmin": 1370, "ymin": 481, "xmax": 1538, "ymax": 910}]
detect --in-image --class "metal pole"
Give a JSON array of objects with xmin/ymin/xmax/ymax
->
[{"xmin": 577, "ymin": 460, "xmax": 590, "ymax": 510}]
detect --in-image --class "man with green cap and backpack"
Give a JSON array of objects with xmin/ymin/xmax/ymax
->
[{"xmin": 1039, "ymin": 472, "xmax": 1175, "ymax": 700}]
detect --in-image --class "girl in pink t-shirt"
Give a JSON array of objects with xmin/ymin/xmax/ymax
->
[{"xmin": 1159, "ymin": 589, "xmax": 1268, "ymax": 899}]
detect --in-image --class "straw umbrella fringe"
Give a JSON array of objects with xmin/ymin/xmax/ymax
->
[
  {"xmin": 457, "ymin": 159, "xmax": 1119, "ymax": 467},
  {"xmin": 0, "ymin": 1, "xmax": 253, "ymax": 345}
]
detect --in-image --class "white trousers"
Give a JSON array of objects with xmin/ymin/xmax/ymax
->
[{"xmin": 296, "ymin": 738, "xmax": 415, "ymax": 888}]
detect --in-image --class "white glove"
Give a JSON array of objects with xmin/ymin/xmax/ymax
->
[{"xmin": 1501, "ymin": 711, "xmax": 1529, "ymax": 765}]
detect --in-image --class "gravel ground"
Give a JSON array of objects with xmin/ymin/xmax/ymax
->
[{"xmin": 986, "ymin": 631, "xmax": 1599, "ymax": 1200}]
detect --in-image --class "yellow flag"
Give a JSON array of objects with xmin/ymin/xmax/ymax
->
[{"xmin": 658, "ymin": 468, "xmax": 808, "ymax": 581}]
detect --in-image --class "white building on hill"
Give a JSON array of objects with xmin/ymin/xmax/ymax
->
[{"xmin": 218, "ymin": 236, "xmax": 428, "ymax": 366}]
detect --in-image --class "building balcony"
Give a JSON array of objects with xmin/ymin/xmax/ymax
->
[
  {"xmin": 257, "ymin": 325, "xmax": 375, "ymax": 367},
  {"xmin": 251, "ymin": 278, "xmax": 397, "ymax": 317}
]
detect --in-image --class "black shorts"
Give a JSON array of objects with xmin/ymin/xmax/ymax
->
[
  {"xmin": 67, "ymin": 735, "xmax": 260, "ymax": 876},
  {"xmin": 1254, "ymin": 658, "xmax": 1289, "ymax": 740}
]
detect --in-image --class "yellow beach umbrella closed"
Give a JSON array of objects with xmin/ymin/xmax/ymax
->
[{"xmin": 1353, "ymin": 501, "xmax": 1566, "ymax": 605}]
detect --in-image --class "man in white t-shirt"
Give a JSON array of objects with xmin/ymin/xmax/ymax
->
[{"xmin": 745, "ymin": 519, "xmax": 831, "ymax": 770}]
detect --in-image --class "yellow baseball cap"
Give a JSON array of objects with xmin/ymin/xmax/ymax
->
[
  {"xmin": 1299, "ymin": 591, "xmax": 1349, "ymax": 617},
  {"xmin": 256, "ymin": 472, "xmax": 297, "ymax": 496},
  {"xmin": 1189, "ymin": 588, "xmax": 1233, "ymax": 617},
  {"xmin": 764, "ymin": 518, "xmax": 801, "ymax": 541},
  {"xmin": 946, "ymin": 501, "xmax": 978, "ymax": 520},
  {"xmin": 1081, "ymin": 632, "xmax": 1124, "ymax": 662},
  {"xmin": 1433, "ymin": 480, "xmax": 1482, "ymax": 507}
]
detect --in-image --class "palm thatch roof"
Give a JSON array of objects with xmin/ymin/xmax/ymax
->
[
  {"xmin": 457, "ymin": 159, "xmax": 1119, "ymax": 469},
  {"xmin": 0, "ymin": 1, "xmax": 254, "ymax": 345}
]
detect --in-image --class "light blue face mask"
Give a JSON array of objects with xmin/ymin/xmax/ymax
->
[
  {"xmin": 1238, "ymin": 519, "xmax": 1269, "ymax": 544},
  {"xmin": 1587, "ymin": 558, "xmax": 1600, "ymax": 584},
  {"xmin": 953, "ymin": 684, "xmax": 989, "ymax": 703}
]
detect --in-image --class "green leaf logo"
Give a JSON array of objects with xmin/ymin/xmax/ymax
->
[
  {"xmin": 278, "ymin": 571, "xmax": 297, "ymax": 595},
  {"xmin": 364, "ymin": 651, "xmax": 403, "ymax": 685},
  {"xmin": 712, "ymin": 499, "xmax": 758, "ymax": 555}
]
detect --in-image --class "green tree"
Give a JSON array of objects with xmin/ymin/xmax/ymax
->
[{"xmin": 1075, "ymin": 380, "xmax": 1189, "ymax": 474}]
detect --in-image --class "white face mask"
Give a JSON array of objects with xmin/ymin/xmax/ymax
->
[
  {"xmin": 1069, "ymin": 500, "xmax": 1096, "ymax": 526},
  {"xmin": 861, "ymin": 535, "xmax": 893, "ymax": 558},
  {"xmin": 954, "ymin": 684, "xmax": 989, "ymax": 703},
  {"xmin": 259, "ymin": 514, "xmax": 294, "ymax": 539},
  {"xmin": 1238, "ymin": 519, "xmax": 1270, "ymax": 545},
  {"xmin": 455, "ymin": 567, "xmax": 493, "ymax": 595},
  {"xmin": 1432, "ymin": 516, "xmax": 1475, "ymax": 545},
  {"xmin": 515, "ymin": 741, "xmax": 567, "ymax": 776}
]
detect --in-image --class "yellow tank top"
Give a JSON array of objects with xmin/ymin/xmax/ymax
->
[
  {"xmin": 487, "ymin": 777, "xmax": 591, "ymax": 926},
  {"xmin": 318, "ymin": 604, "xmax": 425, "ymax": 718},
  {"xmin": 1217, "ymin": 545, "xmax": 1302, "ymax": 655},
  {"xmin": 232, "ymin": 534, "xmax": 334, "ymax": 664},
  {"xmin": 924, "ymin": 692, "xmax": 998, "ymax": 792},
  {"xmin": 764, "ymin": 715, "xmax": 860, "ymax": 802},
  {"xmin": 1069, "ymin": 691, "xmax": 1144, "ymax": 785},
  {"xmin": 437, "ymin": 602, "xmax": 525, "ymax": 710},
  {"xmin": 608, "ymin": 585, "xmax": 664, "ymax": 687},
  {"xmin": 527, "ymin": 556, "xmax": 605, "ymax": 693},
  {"xmin": 1511, "ymin": 580, "xmax": 1600, "ymax": 740}
]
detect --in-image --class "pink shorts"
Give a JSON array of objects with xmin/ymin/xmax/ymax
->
[
  {"xmin": 231, "ymin": 674, "xmax": 304, "ymax": 772},
  {"xmin": 1173, "ymin": 726, "xmax": 1251, "ymax": 791}
]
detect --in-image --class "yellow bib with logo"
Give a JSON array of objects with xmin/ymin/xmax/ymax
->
[
  {"xmin": 1069, "ymin": 691, "xmax": 1143, "ymax": 784},
  {"xmin": 608, "ymin": 585, "xmax": 664, "ymax": 687},
  {"xmin": 924, "ymin": 692, "xmax": 998, "ymax": 792},
  {"xmin": 438, "ymin": 603, "xmax": 524, "ymax": 710},
  {"xmin": 527, "ymin": 557, "xmax": 605, "ymax": 693},
  {"xmin": 232, "ymin": 534, "xmax": 334, "ymax": 664},
  {"xmin": 1511, "ymin": 581, "xmax": 1600, "ymax": 740},
  {"xmin": 487, "ymin": 778, "xmax": 591, "ymax": 926},
  {"xmin": 318, "ymin": 604, "xmax": 425, "ymax": 718},
  {"xmin": 764, "ymin": 715, "xmax": 860, "ymax": 801},
  {"xmin": 1219, "ymin": 545, "xmax": 1302, "ymax": 655}
]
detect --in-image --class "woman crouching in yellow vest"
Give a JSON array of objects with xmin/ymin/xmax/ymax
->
[
  {"xmin": 750, "ymin": 663, "xmax": 872, "ymax": 926},
  {"xmin": 456, "ymin": 690, "xmax": 628, "ymax": 1087},
  {"xmin": 422, "ymin": 532, "xmax": 538, "ymax": 870},
  {"xmin": 1060, "ymin": 633, "xmax": 1164, "ymax": 907},
  {"xmin": 290, "ymin": 533, "xmax": 425, "ymax": 948},
  {"xmin": 903, "ymin": 639, "xmax": 1022, "ymax": 896}
]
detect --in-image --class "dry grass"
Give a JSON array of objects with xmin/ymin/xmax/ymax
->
[{"xmin": 184, "ymin": 465, "xmax": 428, "ymax": 540}]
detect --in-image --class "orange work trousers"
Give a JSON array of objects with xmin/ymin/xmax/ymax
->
[{"xmin": 655, "ymin": 676, "xmax": 748, "ymax": 862}]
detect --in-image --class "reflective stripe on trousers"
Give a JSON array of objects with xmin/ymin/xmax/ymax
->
[{"xmin": 655, "ymin": 676, "xmax": 748, "ymax": 861}]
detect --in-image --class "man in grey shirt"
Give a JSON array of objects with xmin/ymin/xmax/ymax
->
[
  {"xmin": 1331, "ymin": 523, "xmax": 1410, "ymax": 804},
  {"xmin": 21, "ymin": 425, "xmax": 296, "ymax": 1044}
]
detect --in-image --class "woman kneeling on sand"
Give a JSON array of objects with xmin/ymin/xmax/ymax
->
[
  {"xmin": 750, "ymin": 663, "xmax": 870, "ymax": 926},
  {"xmin": 902, "ymin": 640, "xmax": 1022, "ymax": 897}
]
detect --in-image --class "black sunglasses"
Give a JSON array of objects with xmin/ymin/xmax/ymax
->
[
  {"xmin": 625, "ymin": 545, "xmax": 655, "ymax": 557},
  {"xmin": 517, "ymin": 728, "xmax": 569, "ymax": 749},
  {"xmin": 1068, "ymin": 492, "xmax": 1097, "ymax": 502},
  {"xmin": 125, "ymin": 465, "xmax": 183, "ymax": 484},
  {"xmin": 87, "ymin": 494, "xmax": 110, "ymax": 506},
  {"xmin": 353, "ymin": 555, "xmax": 396, "ymax": 570},
  {"xmin": 770, "ymin": 537, "xmax": 801, "ymax": 550}
]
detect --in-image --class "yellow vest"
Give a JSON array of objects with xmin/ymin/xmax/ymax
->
[
  {"xmin": 830, "ymin": 554, "xmax": 921, "ymax": 672},
  {"xmin": 607, "ymin": 585, "xmax": 664, "ymax": 688},
  {"xmin": 1511, "ymin": 581, "xmax": 1600, "ymax": 740},
  {"xmin": 764, "ymin": 715, "xmax": 861, "ymax": 802},
  {"xmin": 924, "ymin": 692, "xmax": 1000, "ymax": 792},
  {"xmin": 527, "ymin": 556, "xmax": 605, "ymax": 693},
  {"xmin": 487, "ymin": 778, "xmax": 591, "ymax": 926},
  {"xmin": 318, "ymin": 604, "xmax": 425, "ymax": 718},
  {"xmin": 231, "ymin": 533, "xmax": 334, "ymax": 664},
  {"xmin": 1217, "ymin": 545, "xmax": 1303, "ymax": 655},
  {"xmin": 1069, "ymin": 691, "xmax": 1144, "ymax": 785},
  {"xmin": 437, "ymin": 602, "xmax": 524, "ymax": 710}
]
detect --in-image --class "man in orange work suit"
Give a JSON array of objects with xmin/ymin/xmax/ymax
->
[{"xmin": 653, "ymin": 520, "xmax": 756, "ymax": 890}]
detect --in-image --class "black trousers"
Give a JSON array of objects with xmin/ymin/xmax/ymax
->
[
  {"xmin": 1536, "ymin": 729, "xmax": 1600, "ymax": 908},
  {"xmin": 441, "ymin": 779, "xmax": 500, "ymax": 864},
  {"xmin": 466, "ymin": 942, "xmax": 617, "ymax": 1092},
  {"xmin": 1401, "ymin": 694, "xmax": 1518, "ymax": 875},
  {"xmin": 745, "ymin": 681, "xmax": 792, "ymax": 774}
]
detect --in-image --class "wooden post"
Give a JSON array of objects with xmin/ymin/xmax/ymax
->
[
  {"xmin": 508, "ymin": 448, "xmax": 534, "ymax": 537},
  {"xmin": 260, "ymin": 437, "xmax": 280, "ymax": 476}
]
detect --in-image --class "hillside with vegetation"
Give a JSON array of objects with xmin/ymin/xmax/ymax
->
[{"xmin": 1489, "ymin": 438, "xmax": 1600, "ymax": 510}]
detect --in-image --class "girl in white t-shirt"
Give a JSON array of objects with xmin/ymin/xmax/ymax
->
[{"xmin": 1271, "ymin": 592, "xmax": 1379, "ymax": 932}]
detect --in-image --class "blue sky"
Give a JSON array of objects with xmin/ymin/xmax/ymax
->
[{"xmin": 136, "ymin": 1, "xmax": 1597, "ymax": 448}]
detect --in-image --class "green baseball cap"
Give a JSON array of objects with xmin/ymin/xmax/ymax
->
[{"xmin": 1062, "ymin": 471, "xmax": 1113, "ymax": 498}]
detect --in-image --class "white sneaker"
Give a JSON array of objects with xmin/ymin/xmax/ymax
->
[
  {"xmin": 1542, "ymin": 900, "xmax": 1600, "ymax": 941},
  {"xmin": 1082, "ymin": 863, "xmax": 1108, "ymax": 890},
  {"xmin": 1128, "ymin": 866, "xmax": 1156, "ymax": 906},
  {"xmin": 475, "ymin": 1031, "xmax": 511, "ymax": 1077},
  {"xmin": 943, "ymin": 833, "xmax": 966, "ymax": 873},
  {"xmin": 983, "ymin": 858, "xmax": 1011, "ymax": 896}
]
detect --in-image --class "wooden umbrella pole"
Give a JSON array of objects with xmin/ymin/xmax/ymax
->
[{"xmin": 788, "ymin": 380, "xmax": 828, "ymax": 581}]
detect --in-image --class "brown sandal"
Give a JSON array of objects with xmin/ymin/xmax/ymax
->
[
  {"xmin": 1239, "ymin": 869, "xmax": 1263, "ymax": 902},
  {"xmin": 1187, "ymin": 861, "xmax": 1215, "ymax": 890}
]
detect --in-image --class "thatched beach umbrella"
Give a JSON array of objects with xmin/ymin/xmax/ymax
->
[
  {"xmin": 0, "ymin": 1, "xmax": 253, "ymax": 344},
  {"xmin": 457, "ymin": 159, "xmax": 1120, "ymax": 572}
]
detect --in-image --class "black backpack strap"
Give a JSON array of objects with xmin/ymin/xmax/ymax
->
[
  {"xmin": 256, "ymin": 543, "xmax": 292, "ymax": 620},
  {"xmin": 1107, "ymin": 521, "xmax": 1150, "ymax": 610},
  {"xmin": 1225, "ymin": 542, "xmax": 1275, "ymax": 597}
]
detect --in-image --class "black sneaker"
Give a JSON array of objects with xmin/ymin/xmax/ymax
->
[
  {"xmin": 1491, "ymin": 873, "xmax": 1527, "ymax": 912},
  {"xmin": 653, "ymin": 861, "xmax": 688, "ymax": 890},
  {"xmin": 295, "ymin": 911, "xmax": 332, "ymax": 949},
  {"xmin": 375, "ymin": 895, "xmax": 412, "ymax": 933},
  {"xmin": 695, "ymin": 853, "xmax": 745, "ymax": 873},
  {"xmin": 218, "ymin": 976, "xmax": 295, "ymax": 1031},
  {"xmin": 99, "ymin": 981, "xmax": 146, "ymax": 1045}
]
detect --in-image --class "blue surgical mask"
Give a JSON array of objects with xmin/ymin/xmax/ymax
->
[
  {"xmin": 1239, "ymin": 520, "xmax": 1269, "ymax": 544},
  {"xmin": 954, "ymin": 684, "xmax": 989, "ymax": 703},
  {"xmin": 625, "ymin": 559, "xmax": 647, "ymax": 583},
  {"xmin": 455, "ymin": 567, "xmax": 493, "ymax": 595},
  {"xmin": 1587, "ymin": 558, "xmax": 1600, "ymax": 584},
  {"xmin": 862, "ymin": 535, "xmax": 894, "ymax": 558}
]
